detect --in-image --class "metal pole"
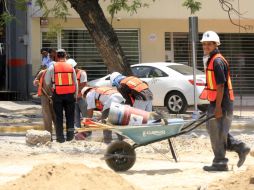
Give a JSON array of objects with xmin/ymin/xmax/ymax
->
[{"xmin": 189, "ymin": 16, "xmax": 199, "ymax": 118}]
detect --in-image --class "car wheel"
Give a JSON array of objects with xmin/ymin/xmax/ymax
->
[
  {"xmin": 165, "ymin": 91, "xmax": 188, "ymax": 114},
  {"xmin": 104, "ymin": 141, "xmax": 136, "ymax": 172},
  {"xmin": 197, "ymin": 104, "xmax": 208, "ymax": 113}
]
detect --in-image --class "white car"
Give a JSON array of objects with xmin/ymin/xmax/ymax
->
[{"xmin": 88, "ymin": 62, "xmax": 209, "ymax": 114}]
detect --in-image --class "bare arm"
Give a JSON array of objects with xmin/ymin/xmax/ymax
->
[
  {"xmin": 215, "ymin": 84, "xmax": 224, "ymax": 119},
  {"xmin": 33, "ymin": 70, "xmax": 44, "ymax": 87},
  {"xmin": 79, "ymin": 82, "xmax": 87, "ymax": 91},
  {"xmin": 87, "ymin": 109, "xmax": 94, "ymax": 118}
]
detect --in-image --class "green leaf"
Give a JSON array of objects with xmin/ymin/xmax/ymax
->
[
  {"xmin": 182, "ymin": 0, "xmax": 202, "ymax": 15},
  {"xmin": 0, "ymin": 12, "xmax": 15, "ymax": 26}
]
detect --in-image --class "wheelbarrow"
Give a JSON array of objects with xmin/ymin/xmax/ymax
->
[{"xmin": 76, "ymin": 114, "xmax": 214, "ymax": 172}]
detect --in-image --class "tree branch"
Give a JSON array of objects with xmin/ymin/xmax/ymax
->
[{"xmin": 218, "ymin": 0, "xmax": 250, "ymax": 31}]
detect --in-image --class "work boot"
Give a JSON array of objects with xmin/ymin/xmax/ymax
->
[
  {"xmin": 66, "ymin": 133, "xmax": 74, "ymax": 141},
  {"xmin": 236, "ymin": 144, "xmax": 250, "ymax": 167},
  {"xmin": 203, "ymin": 164, "xmax": 228, "ymax": 172},
  {"xmin": 56, "ymin": 138, "xmax": 65, "ymax": 143}
]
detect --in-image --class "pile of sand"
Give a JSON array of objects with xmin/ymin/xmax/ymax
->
[
  {"xmin": 208, "ymin": 166, "xmax": 254, "ymax": 190},
  {"xmin": 0, "ymin": 163, "xmax": 140, "ymax": 190}
]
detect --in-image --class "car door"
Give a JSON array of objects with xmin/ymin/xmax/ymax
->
[{"xmin": 131, "ymin": 66, "xmax": 169, "ymax": 106}]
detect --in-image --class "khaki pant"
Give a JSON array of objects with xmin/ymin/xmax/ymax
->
[{"xmin": 41, "ymin": 95, "xmax": 56, "ymax": 134}]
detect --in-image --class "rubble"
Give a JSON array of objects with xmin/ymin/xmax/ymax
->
[{"xmin": 26, "ymin": 130, "xmax": 51, "ymax": 145}]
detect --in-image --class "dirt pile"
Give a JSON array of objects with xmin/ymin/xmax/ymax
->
[
  {"xmin": 0, "ymin": 163, "xmax": 140, "ymax": 190},
  {"xmin": 208, "ymin": 166, "xmax": 254, "ymax": 190}
]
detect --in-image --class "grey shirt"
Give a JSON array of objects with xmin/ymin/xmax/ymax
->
[{"xmin": 45, "ymin": 61, "xmax": 78, "ymax": 97}]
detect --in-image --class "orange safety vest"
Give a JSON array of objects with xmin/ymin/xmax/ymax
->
[
  {"xmin": 200, "ymin": 53, "xmax": 234, "ymax": 101},
  {"xmin": 76, "ymin": 69, "xmax": 86, "ymax": 98},
  {"xmin": 54, "ymin": 61, "xmax": 76, "ymax": 95},
  {"xmin": 93, "ymin": 87, "xmax": 118, "ymax": 111},
  {"xmin": 120, "ymin": 76, "xmax": 148, "ymax": 92},
  {"xmin": 37, "ymin": 70, "xmax": 47, "ymax": 96}
]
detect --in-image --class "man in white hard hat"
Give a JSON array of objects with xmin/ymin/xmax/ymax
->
[
  {"xmin": 81, "ymin": 86, "xmax": 125, "ymax": 143},
  {"xmin": 200, "ymin": 31, "xmax": 250, "ymax": 171},
  {"xmin": 67, "ymin": 58, "xmax": 88, "ymax": 129},
  {"xmin": 110, "ymin": 72, "xmax": 153, "ymax": 111}
]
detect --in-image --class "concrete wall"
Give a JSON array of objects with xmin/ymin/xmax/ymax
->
[{"xmin": 59, "ymin": 0, "xmax": 254, "ymax": 20}]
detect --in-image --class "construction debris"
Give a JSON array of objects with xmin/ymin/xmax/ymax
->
[{"xmin": 26, "ymin": 129, "xmax": 51, "ymax": 145}]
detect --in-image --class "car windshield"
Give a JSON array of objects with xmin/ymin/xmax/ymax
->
[{"xmin": 167, "ymin": 64, "xmax": 204, "ymax": 75}]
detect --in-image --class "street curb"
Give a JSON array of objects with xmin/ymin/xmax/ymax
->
[{"xmin": 0, "ymin": 125, "xmax": 43, "ymax": 133}]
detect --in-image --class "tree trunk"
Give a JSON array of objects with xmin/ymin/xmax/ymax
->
[{"xmin": 68, "ymin": 0, "xmax": 132, "ymax": 75}]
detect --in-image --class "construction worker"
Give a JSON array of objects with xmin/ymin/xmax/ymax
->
[
  {"xmin": 45, "ymin": 49, "xmax": 78, "ymax": 143},
  {"xmin": 40, "ymin": 48, "xmax": 52, "ymax": 69},
  {"xmin": 48, "ymin": 48, "xmax": 56, "ymax": 63},
  {"xmin": 67, "ymin": 58, "xmax": 88, "ymax": 128},
  {"xmin": 200, "ymin": 31, "xmax": 250, "ymax": 171},
  {"xmin": 33, "ymin": 69, "xmax": 56, "ymax": 136},
  {"xmin": 81, "ymin": 86, "xmax": 125, "ymax": 143},
  {"xmin": 110, "ymin": 72, "xmax": 153, "ymax": 111}
]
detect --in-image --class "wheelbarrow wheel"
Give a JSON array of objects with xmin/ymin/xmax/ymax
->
[{"xmin": 105, "ymin": 141, "xmax": 136, "ymax": 172}]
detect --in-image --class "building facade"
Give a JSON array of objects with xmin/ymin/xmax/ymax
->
[{"xmin": 4, "ymin": 0, "xmax": 254, "ymax": 102}]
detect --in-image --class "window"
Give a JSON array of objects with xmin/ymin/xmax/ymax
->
[
  {"xmin": 131, "ymin": 66, "xmax": 168, "ymax": 78},
  {"xmin": 41, "ymin": 32, "xmax": 58, "ymax": 50},
  {"xmin": 131, "ymin": 66, "xmax": 151, "ymax": 78},
  {"xmin": 167, "ymin": 64, "xmax": 204, "ymax": 75},
  {"xmin": 165, "ymin": 32, "xmax": 254, "ymax": 95},
  {"xmin": 149, "ymin": 68, "xmax": 168, "ymax": 78},
  {"xmin": 41, "ymin": 29, "xmax": 140, "ymax": 81}
]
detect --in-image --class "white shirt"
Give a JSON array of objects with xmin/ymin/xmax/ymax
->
[
  {"xmin": 86, "ymin": 90, "xmax": 125, "ymax": 111},
  {"xmin": 42, "ymin": 55, "xmax": 53, "ymax": 68},
  {"xmin": 78, "ymin": 70, "xmax": 87, "ymax": 83}
]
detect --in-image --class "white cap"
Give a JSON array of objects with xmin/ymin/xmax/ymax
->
[
  {"xmin": 110, "ymin": 72, "xmax": 121, "ymax": 85},
  {"xmin": 81, "ymin": 86, "xmax": 93, "ymax": 97},
  {"xmin": 56, "ymin": 49, "xmax": 66, "ymax": 53},
  {"xmin": 200, "ymin": 31, "xmax": 220, "ymax": 45},
  {"xmin": 66, "ymin": 58, "xmax": 77, "ymax": 67}
]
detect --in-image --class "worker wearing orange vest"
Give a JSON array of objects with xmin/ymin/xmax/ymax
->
[
  {"xmin": 200, "ymin": 31, "xmax": 250, "ymax": 171},
  {"xmin": 45, "ymin": 49, "xmax": 78, "ymax": 143},
  {"xmin": 80, "ymin": 86, "xmax": 125, "ymax": 143},
  {"xmin": 33, "ymin": 69, "xmax": 56, "ymax": 136},
  {"xmin": 110, "ymin": 72, "xmax": 153, "ymax": 111},
  {"xmin": 67, "ymin": 58, "xmax": 88, "ymax": 129}
]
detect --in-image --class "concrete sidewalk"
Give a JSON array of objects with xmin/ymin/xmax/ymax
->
[{"xmin": 0, "ymin": 101, "xmax": 41, "ymax": 112}]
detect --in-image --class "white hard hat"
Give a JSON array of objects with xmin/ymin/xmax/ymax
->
[
  {"xmin": 66, "ymin": 58, "xmax": 77, "ymax": 67},
  {"xmin": 200, "ymin": 31, "xmax": 220, "ymax": 45},
  {"xmin": 56, "ymin": 48, "xmax": 66, "ymax": 53},
  {"xmin": 110, "ymin": 72, "xmax": 122, "ymax": 86},
  {"xmin": 81, "ymin": 86, "xmax": 93, "ymax": 97}
]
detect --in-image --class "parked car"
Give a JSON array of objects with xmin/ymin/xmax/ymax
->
[{"xmin": 88, "ymin": 62, "xmax": 209, "ymax": 114}]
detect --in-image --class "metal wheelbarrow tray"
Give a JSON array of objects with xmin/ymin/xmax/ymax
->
[{"xmin": 79, "ymin": 114, "xmax": 214, "ymax": 172}]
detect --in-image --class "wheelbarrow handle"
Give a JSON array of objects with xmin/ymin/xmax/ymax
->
[{"xmin": 180, "ymin": 114, "xmax": 215, "ymax": 133}]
